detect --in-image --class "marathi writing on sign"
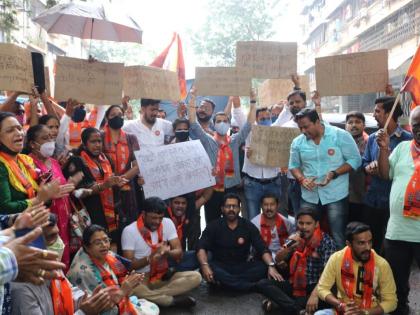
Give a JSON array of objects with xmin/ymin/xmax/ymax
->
[
  {"xmin": 195, "ymin": 67, "xmax": 252, "ymax": 96},
  {"xmin": 0, "ymin": 44, "xmax": 34, "ymax": 94},
  {"xmin": 315, "ymin": 49, "xmax": 388, "ymax": 96},
  {"xmin": 123, "ymin": 66, "xmax": 180, "ymax": 101},
  {"xmin": 54, "ymin": 56, "xmax": 123, "ymax": 104},
  {"xmin": 249, "ymin": 125, "xmax": 301, "ymax": 168},
  {"xmin": 236, "ymin": 41, "xmax": 297, "ymax": 79},
  {"xmin": 135, "ymin": 140, "xmax": 216, "ymax": 200},
  {"xmin": 259, "ymin": 76, "xmax": 310, "ymax": 106}
]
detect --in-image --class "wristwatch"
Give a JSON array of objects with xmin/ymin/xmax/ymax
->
[{"xmin": 331, "ymin": 170, "xmax": 339, "ymax": 179}]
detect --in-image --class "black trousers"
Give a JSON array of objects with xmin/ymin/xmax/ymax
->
[
  {"xmin": 363, "ymin": 205, "xmax": 389, "ymax": 253},
  {"xmin": 255, "ymin": 280, "xmax": 329, "ymax": 315},
  {"xmin": 385, "ymin": 239, "xmax": 420, "ymax": 315}
]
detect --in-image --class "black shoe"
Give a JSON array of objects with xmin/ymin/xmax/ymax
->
[{"xmin": 172, "ymin": 295, "xmax": 196, "ymax": 308}]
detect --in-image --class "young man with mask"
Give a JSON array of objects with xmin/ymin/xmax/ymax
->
[
  {"xmin": 11, "ymin": 214, "xmax": 116, "ymax": 315},
  {"xmin": 243, "ymin": 107, "xmax": 282, "ymax": 219},
  {"xmin": 345, "ymin": 112, "xmax": 369, "ymax": 222},
  {"xmin": 316, "ymin": 222, "xmax": 397, "ymax": 315},
  {"xmin": 256, "ymin": 208, "xmax": 336, "ymax": 314},
  {"xmin": 123, "ymin": 98, "xmax": 174, "ymax": 148},
  {"xmin": 197, "ymin": 193, "xmax": 283, "ymax": 292},
  {"xmin": 121, "ymin": 197, "xmax": 201, "ymax": 308},
  {"xmin": 289, "ymin": 109, "xmax": 361, "ymax": 249},
  {"xmin": 171, "ymin": 118, "xmax": 190, "ymax": 143},
  {"xmin": 188, "ymin": 88, "xmax": 256, "ymax": 223},
  {"xmin": 362, "ymin": 97, "xmax": 411, "ymax": 253}
]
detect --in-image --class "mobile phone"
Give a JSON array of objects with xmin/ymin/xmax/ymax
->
[
  {"xmin": 15, "ymin": 228, "xmax": 46, "ymax": 249},
  {"xmin": 31, "ymin": 52, "xmax": 46, "ymax": 94},
  {"xmin": 284, "ymin": 238, "xmax": 297, "ymax": 248}
]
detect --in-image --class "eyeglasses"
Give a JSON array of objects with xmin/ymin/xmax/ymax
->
[
  {"xmin": 91, "ymin": 238, "xmax": 111, "ymax": 246},
  {"xmin": 224, "ymin": 205, "xmax": 240, "ymax": 209}
]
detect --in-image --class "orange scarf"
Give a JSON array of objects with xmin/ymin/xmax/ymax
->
[
  {"xmin": 69, "ymin": 109, "xmax": 97, "ymax": 148},
  {"xmin": 50, "ymin": 275, "xmax": 74, "ymax": 315},
  {"xmin": 341, "ymin": 246, "xmax": 375, "ymax": 310},
  {"xmin": 80, "ymin": 151, "xmax": 117, "ymax": 232},
  {"xmin": 103, "ymin": 125, "xmax": 130, "ymax": 175},
  {"xmin": 289, "ymin": 226, "xmax": 323, "ymax": 297},
  {"xmin": 0, "ymin": 152, "xmax": 38, "ymax": 198},
  {"xmin": 90, "ymin": 253, "xmax": 137, "ymax": 314},
  {"xmin": 167, "ymin": 207, "xmax": 187, "ymax": 242},
  {"xmin": 213, "ymin": 133, "xmax": 234, "ymax": 192},
  {"xmin": 403, "ymin": 141, "xmax": 420, "ymax": 218},
  {"xmin": 136, "ymin": 215, "xmax": 168, "ymax": 283},
  {"xmin": 260, "ymin": 213, "xmax": 289, "ymax": 247}
]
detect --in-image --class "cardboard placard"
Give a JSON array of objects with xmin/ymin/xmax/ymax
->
[
  {"xmin": 123, "ymin": 66, "xmax": 180, "ymax": 101},
  {"xmin": 236, "ymin": 41, "xmax": 297, "ymax": 79},
  {"xmin": 0, "ymin": 44, "xmax": 34, "ymax": 93},
  {"xmin": 54, "ymin": 56, "xmax": 123, "ymax": 104},
  {"xmin": 259, "ymin": 76, "xmax": 310, "ymax": 106},
  {"xmin": 134, "ymin": 140, "xmax": 215, "ymax": 200},
  {"xmin": 195, "ymin": 67, "xmax": 252, "ymax": 96},
  {"xmin": 315, "ymin": 49, "xmax": 388, "ymax": 96},
  {"xmin": 249, "ymin": 125, "xmax": 301, "ymax": 167}
]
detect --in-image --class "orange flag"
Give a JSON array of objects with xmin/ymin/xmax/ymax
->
[
  {"xmin": 149, "ymin": 33, "xmax": 187, "ymax": 100},
  {"xmin": 401, "ymin": 45, "xmax": 420, "ymax": 109}
]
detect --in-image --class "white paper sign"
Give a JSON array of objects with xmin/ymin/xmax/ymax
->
[{"xmin": 134, "ymin": 140, "xmax": 215, "ymax": 200}]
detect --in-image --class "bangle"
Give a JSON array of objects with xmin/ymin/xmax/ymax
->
[
  {"xmin": 201, "ymin": 262, "xmax": 209, "ymax": 266},
  {"xmin": 336, "ymin": 302, "xmax": 346, "ymax": 312}
]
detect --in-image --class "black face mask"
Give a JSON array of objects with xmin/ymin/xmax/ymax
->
[
  {"xmin": 175, "ymin": 130, "xmax": 189, "ymax": 142},
  {"xmin": 72, "ymin": 107, "xmax": 86, "ymax": 123},
  {"xmin": 108, "ymin": 116, "xmax": 124, "ymax": 130}
]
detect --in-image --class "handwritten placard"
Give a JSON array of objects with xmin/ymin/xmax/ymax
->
[
  {"xmin": 249, "ymin": 125, "xmax": 301, "ymax": 167},
  {"xmin": 236, "ymin": 41, "xmax": 297, "ymax": 79},
  {"xmin": 195, "ymin": 67, "xmax": 252, "ymax": 96},
  {"xmin": 315, "ymin": 50, "xmax": 388, "ymax": 96},
  {"xmin": 259, "ymin": 76, "xmax": 310, "ymax": 106},
  {"xmin": 0, "ymin": 44, "xmax": 34, "ymax": 93},
  {"xmin": 54, "ymin": 56, "xmax": 123, "ymax": 104},
  {"xmin": 134, "ymin": 140, "xmax": 215, "ymax": 200},
  {"xmin": 124, "ymin": 66, "xmax": 180, "ymax": 101}
]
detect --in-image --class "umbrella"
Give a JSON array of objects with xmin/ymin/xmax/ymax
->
[{"xmin": 33, "ymin": 1, "xmax": 142, "ymax": 44}]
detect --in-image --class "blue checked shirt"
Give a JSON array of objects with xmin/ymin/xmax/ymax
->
[{"xmin": 0, "ymin": 235, "xmax": 18, "ymax": 312}]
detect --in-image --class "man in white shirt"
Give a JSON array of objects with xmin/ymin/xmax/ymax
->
[
  {"xmin": 123, "ymin": 98, "xmax": 174, "ymax": 147},
  {"xmin": 121, "ymin": 197, "xmax": 201, "ymax": 308}
]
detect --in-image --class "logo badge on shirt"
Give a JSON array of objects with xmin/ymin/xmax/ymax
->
[
  {"xmin": 328, "ymin": 148, "xmax": 335, "ymax": 156},
  {"xmin": 155, "ymin": 130, "xmax": 160, "ymax": 136},
  {"xmin": 237, "ymin": 237, "xmax": 245, "ymax": 245}
]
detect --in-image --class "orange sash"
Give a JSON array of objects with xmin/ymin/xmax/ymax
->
[
  {"xmin": 403, "ymin": 141, "xmax": 420, "ymax": 218},
  {"xmin": 213, "ymin": 134, "xmax": 234, "ymax": 192},
  {"xmin": 341, "ymin": 246, "xmax": 375, "ymax": 310},
  {"xmin": 167, "ymin": 206, "xmax": 187, "ymax": 242},
  {"xmin": 0, "ymin": 152, "xmax": 38, "ymax": 198},
  {"xmin": 103, "ymin": 125, "xmax": 130, "ymax": 175},
  {"xmin": 90, "ymin": 253, "xmax": 137, "ymax": 314},
  {"xmin": 50, "ymin": 275, "xmax": 74, "ymax": 315},
  {"xmin": 69, "ymin": 109, "xmax": 97, "ymax": 148},
  {"xmin": 136, "ymin": 215, "xmax": 168, "ymax": 283},
  {"xmin": 80, "ymin": 151, "xmax": 117, "ymax": 232},
  {"xmin": 289, "ymin": 226, "xmax": 322, "ymax": 297},
  {"xmin": 260, "ymin": 213, "xmax": 289, "ymax": 247}
]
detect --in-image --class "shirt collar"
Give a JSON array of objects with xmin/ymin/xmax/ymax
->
[{"xmin": 389, "ymin": 125, "xmax": 404, "ymax": 138}]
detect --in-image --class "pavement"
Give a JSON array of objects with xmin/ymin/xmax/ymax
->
[{"xmin": 161, "ymin": 266, "xmax": 420, "ymax": 315}]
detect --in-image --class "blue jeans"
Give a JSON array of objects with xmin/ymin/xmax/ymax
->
[
  {"xmin": 243, "ymin": 175, "xmax": 281, "ymax": 220},
  {"xmin": 168, "ymin": 251, "xmax": 200, "ymax": 272},
  {"xmin": 288, "ymin": 179, "xmax": 301, "ymax": 216},
  {"xmin": 300, "ymin": 197, "xmax": 348, "ymax": 249}
]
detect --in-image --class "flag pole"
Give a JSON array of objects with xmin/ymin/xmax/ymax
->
[{"xmin": 383, "ymin": 92, "xmax": 402, "ymax": 131}]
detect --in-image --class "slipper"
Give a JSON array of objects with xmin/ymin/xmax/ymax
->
[{"xmin": 262, "ymin": 299, "xmax": 273, "ymax": 312}]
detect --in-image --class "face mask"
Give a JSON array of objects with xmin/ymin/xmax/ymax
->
[
  {"xmin": 258, "ymin": 118, "xmax": 271, "ymax": 126},
  {"xmin": 271, "ymin": 116, "xmax": 278, "ymax": 123},
  {"xmin": 71, "ymin": 107, "xmax": 86, "ymax": 123},
  {"xmin": 108, "ymin": 116, "xmax": 124, "ymax": 129},
  {"xmin": 175, "ymin": 130, "xmax": 189, "ymax": 142},
  {"xmin": 215, "ymin": 122, "xmax": 230, "ymax": 136},
  {"xmin": 39, "ymin": 141, "xmax": 55, "ymax": 157},
  {"xmin": 47, "ymin": 236, "xmax": 65, "ymax": 261}
]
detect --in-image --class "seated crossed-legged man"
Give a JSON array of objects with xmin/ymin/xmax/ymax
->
[
  {"xmin": 251, "ymin": 193, "xmax": 295, "ymax": 277},
  {"xmin": 121, "ymin": 197, "xmax": 201, "ymax": 308},
  {"xmin": 197, "ymin": 193, "xmax": 283, "ymax": 292},
  {"xmin": 256, "ymin": 208, "xmax": 336, "ymax": 314},
  {"xmin": 315, "ymin": 222, "xmax": 397, "ymax": 315}
]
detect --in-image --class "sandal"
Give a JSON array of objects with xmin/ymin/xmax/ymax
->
[{"xmin": 262, "ymin": 299, "xmax": 273, "ymax": 312}]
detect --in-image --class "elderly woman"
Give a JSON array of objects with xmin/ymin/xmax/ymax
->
[{"xmin": 67, "ymin": 225, "xmax": 159, "ymax": 315}]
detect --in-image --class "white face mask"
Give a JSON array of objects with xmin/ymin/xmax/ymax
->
[
  {"xmin": 39, "ymin": 141, "xmax": 55, "ymax": 157},
  {"xmin": 215, "ymin": 122, "xmax": 230, "ymax": 136}
]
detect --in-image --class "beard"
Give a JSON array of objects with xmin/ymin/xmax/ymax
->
[{"xmin": 197, "ymin": 113, "xmax": 211, "ymax": 123}]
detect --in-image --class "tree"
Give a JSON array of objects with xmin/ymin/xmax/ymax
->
[
  {"xmin": 0, "ymin": 0, "xmax": 18, "ymax": 43},
  {"xmin": 190, "ymin": 0, "xmax": 281, "ymax": 66}
]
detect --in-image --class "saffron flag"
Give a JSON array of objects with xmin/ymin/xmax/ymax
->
[
  {"xmin": 149, "ymin": 33, "xmax": 187, "ymax": 99},
  {"xmin": 401, "ymin": 45, "xmax": 420, "ymax": 109}
]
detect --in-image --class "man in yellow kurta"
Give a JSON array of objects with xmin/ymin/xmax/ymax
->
[{"xmin": 316, "ymin": 222, "xmax": 397, "ymax": 315}]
